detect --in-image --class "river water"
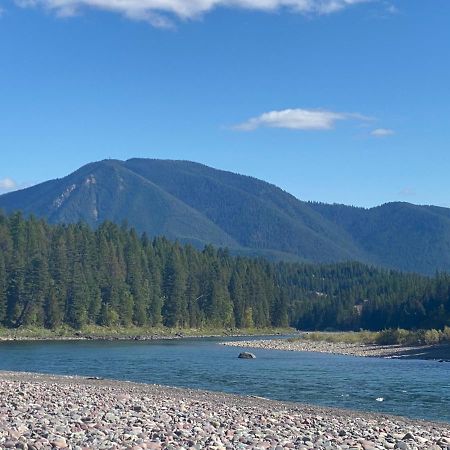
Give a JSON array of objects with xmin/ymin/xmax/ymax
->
[{"xmin": 0, "ymin": 336, "xmax": 449, "ymax": 423}]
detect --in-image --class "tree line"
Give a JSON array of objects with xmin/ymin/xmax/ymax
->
[{"xmin": 0, "ymin": 211, "xmax": 449, "ymax": 331}]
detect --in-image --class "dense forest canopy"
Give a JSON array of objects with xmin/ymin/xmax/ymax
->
[{"xmin": 0, "ymin": 211, "xmax": 449, "ymax": 331}]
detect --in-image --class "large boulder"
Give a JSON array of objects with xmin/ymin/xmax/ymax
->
[{"xmin": 238, "ymin": 352, "xmax": 256, "ymax": 359}]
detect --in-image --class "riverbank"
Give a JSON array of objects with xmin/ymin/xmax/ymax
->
[
  {"xmin": 0, "ymin": 326, "xmax": 294, "ymax": 342},
  {"xmin": 0, "ymin": 371, "xmax": 449, "ymax": 450},
  {"xmin": 222, "ymin": 338, "xmax": 450, "ymax": 360}
]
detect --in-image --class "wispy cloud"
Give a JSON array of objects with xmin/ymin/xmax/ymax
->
[
  {"xmin": 14, "ymin": 0, "xmax": 374, "ymax": 27},
  {"xmin": 0, "ymin": 177, "xmax": 18, "ymax": 193},
  {"xmin": 385, "ymin": 3, "xmax": 399, "ymax": 14},
  {"xmin": 371, "ymin": 127, "xmax": 395, "ymax": 137},
  {"xmin": 0, "ymin": 177, "xmax": 34, "ymax": 194},
  {"xmin": 233, "ymin": 108, "xmax": 370, "ymax": 131}
]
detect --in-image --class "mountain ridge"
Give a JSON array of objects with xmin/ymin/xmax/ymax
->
[{"xmin": 1, "ymin": 158, "xmax": 449, "ymax": 274}]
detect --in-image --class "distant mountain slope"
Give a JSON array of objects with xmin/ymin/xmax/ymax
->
[
  {"xmin": 1, "ymin": 158, "xmax": 450, "ymax": 274},
  {"xmin": 310, "ymin": 202, "xmax": 450, "ymax": 274}
]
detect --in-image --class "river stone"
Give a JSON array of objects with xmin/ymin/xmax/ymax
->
[
  {"xmin": 402, "ymin": 433, "xmax": 415, "ymax": 440},
  {"xmin": 51, "ymin": 437, "xmax": 67, "ymax": 448},
  {"xmin": 238, "ymin": 352, "xmax": 256, "ymax": 359}
]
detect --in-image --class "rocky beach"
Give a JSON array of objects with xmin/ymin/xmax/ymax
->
[
  {"xmin": 0, "ymin": 371, "xmax": 449, "ymax": 450},
  {"xmin": 222, "ymin": 339, "xmax": 450, "ymax": 360}
]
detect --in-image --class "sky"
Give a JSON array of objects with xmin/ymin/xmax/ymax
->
[{"xmin": 0, "ymin": 0, "xmax": 449, "ymax": 208}]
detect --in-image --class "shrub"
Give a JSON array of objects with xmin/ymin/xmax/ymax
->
[
  {"xmin": 376, "ymin": 329, "xmax": 402, "ymax": 345},
  {"xmin": 441, "ymin": 326, "xmax": 450, "ymax": 343},
  {"xmin": 423, "ymin": 329, "xmax": 441, "ymax": 345}
]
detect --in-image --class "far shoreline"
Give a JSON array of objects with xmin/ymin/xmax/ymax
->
[
  {"xmin": 0, "ymin": 326, "xmax": 296, "ymax": 342},
  {"xmin": 3, "ymin": 327, "xmax": 450, "ymax": 362}
]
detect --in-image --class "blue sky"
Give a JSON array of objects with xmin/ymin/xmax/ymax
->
[{"xmin": 0, "ymin": 0, "xmax": 449, "ymax": 207}]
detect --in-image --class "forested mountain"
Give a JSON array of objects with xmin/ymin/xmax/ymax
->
[
  {"xmin": 1, "ymin": 158, "xmax": 450, "ymax": 274},
  {"xmin": 0, "ymin": 212, "xmax": 449, "ymax": 331},
  {"xmin": 310, "ymin": 202, "xmax": 450, "ymax": 275}
]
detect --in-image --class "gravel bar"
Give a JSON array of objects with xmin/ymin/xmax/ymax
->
[
  {"xmin": 221, "ymin": 339, "xmax": 450, "ymax": 360},
  {"xmin": 0, "ymin": 371, "xmax": 449, "ymax": 450}
]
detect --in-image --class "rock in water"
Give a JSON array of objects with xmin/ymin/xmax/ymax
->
[{"xmin": 238, "ymin": 352, "xmax": 256, "ymax": 359}]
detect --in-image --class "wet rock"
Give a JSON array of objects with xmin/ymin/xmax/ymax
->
[{"xmin": 238, "ymin": 352, "xmax": 256, "ymax": 359}]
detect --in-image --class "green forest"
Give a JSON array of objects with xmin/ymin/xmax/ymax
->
[{"xmin": 0, "ymin": 211, "xmax": 449, "ymax": 331}]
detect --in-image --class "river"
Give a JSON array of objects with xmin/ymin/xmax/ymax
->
[{"xmin": 0, "ymin": 336, "xmax": 449, "ymax": 423}]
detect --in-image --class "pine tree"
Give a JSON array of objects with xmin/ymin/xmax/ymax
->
[
  {"xmin": 45, "ymin": 285, "xmax": 63, "ymax": 329},
  {"xmin": 272, "ymin": 289, "xmax": 289, "ymax": 327},
  {"xmin": 49, "ymin": 232, "xmax": 69, "ymax": 323},
  {"xmin": 229, "ymin": 266, "xmax": 246, "ymax": 327},
  {"xmin": 20, "ymin": 255, "xmax": 49, "ymax": 326},
  {"xmin": 144, "ymin": 240, "xmax": 163, "ymax": 326},
  {"xmin": 186, "ymin": 274, "xmax": 201, "ymax": 328},
  {"xmin": 125, "ymin": 230, "xmax": 146, "ymax": 326},
  {"xmin": 162, "ymin": 250, "xmax": 186, "ymax": 327},
  {"xmin": 0, "ymin": 252, "xmax": 6, "ymax": 324},
  {"xmin": 68, "ymin": 262, "xmax": 88, "ymax": 328}
]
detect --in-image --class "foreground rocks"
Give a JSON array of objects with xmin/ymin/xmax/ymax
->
[
  {"xmin": 222, "ymin": 339, "xmax": 450, "ymax": 360},
  {"xmin": 0, "ymin": 372, "xmax": 449, "ymax": 450}
]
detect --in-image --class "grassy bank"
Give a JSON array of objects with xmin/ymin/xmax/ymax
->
[
  {"xmin": 294, "ymin": 327, "xmax": 450, "ymax": 346},
  {"xmin": 0, "ymin": 325, "xmax": 295, "ymax": 341}
]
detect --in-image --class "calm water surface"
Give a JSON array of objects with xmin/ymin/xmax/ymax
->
[{"xmin": 0, "ymin": 337, "xmax": 449, "ymax": 423}]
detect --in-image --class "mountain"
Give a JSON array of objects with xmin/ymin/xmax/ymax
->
[
  {"xmin": 310, "ymin": 202, "xmax": 450, "ymax": 274},
  {"xmin": 1, "ymin": 158, "xmax": 450, "ymax": 274}
]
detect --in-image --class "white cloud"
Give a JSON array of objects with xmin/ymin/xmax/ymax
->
[
  {"xmin": 0, "ymin": 177, "xmax": 34, "ymax": 194},
  {"xmin": 14, "ymin": 0, "xmax": 373, "ymax": 27},
  {"xmin": 371, "ymin": 127, "xmax": 394, "ymax": 137},
  {"xmin": 234, "ymin": 108, "xmax": 369, "ymax": 131},
  {"xmin": 0, "ymin": 177, "xmax": 18, "ymax": 193}
]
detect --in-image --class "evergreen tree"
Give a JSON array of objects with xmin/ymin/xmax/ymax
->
[
  {"xmin": 45, "ymin": 284, "xmax": 63, "ymax": 329},
  {"xmin": 0, "ymin": 252, "xmax": 6, "ymax": 324},
  {"xmin": 68, "ymin": 262, "xmax": 89, "ymax": 328},
  {"xmin": 147, "ymin": 252, "xmax": 163, "ymax": 326},
  {"xmin": 20, "ymin": 255, "xmax": 49, "ymax": 326},
  {"xmin": 162, "ymin": 250, "xmax": 186, "ymax": 327}
]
